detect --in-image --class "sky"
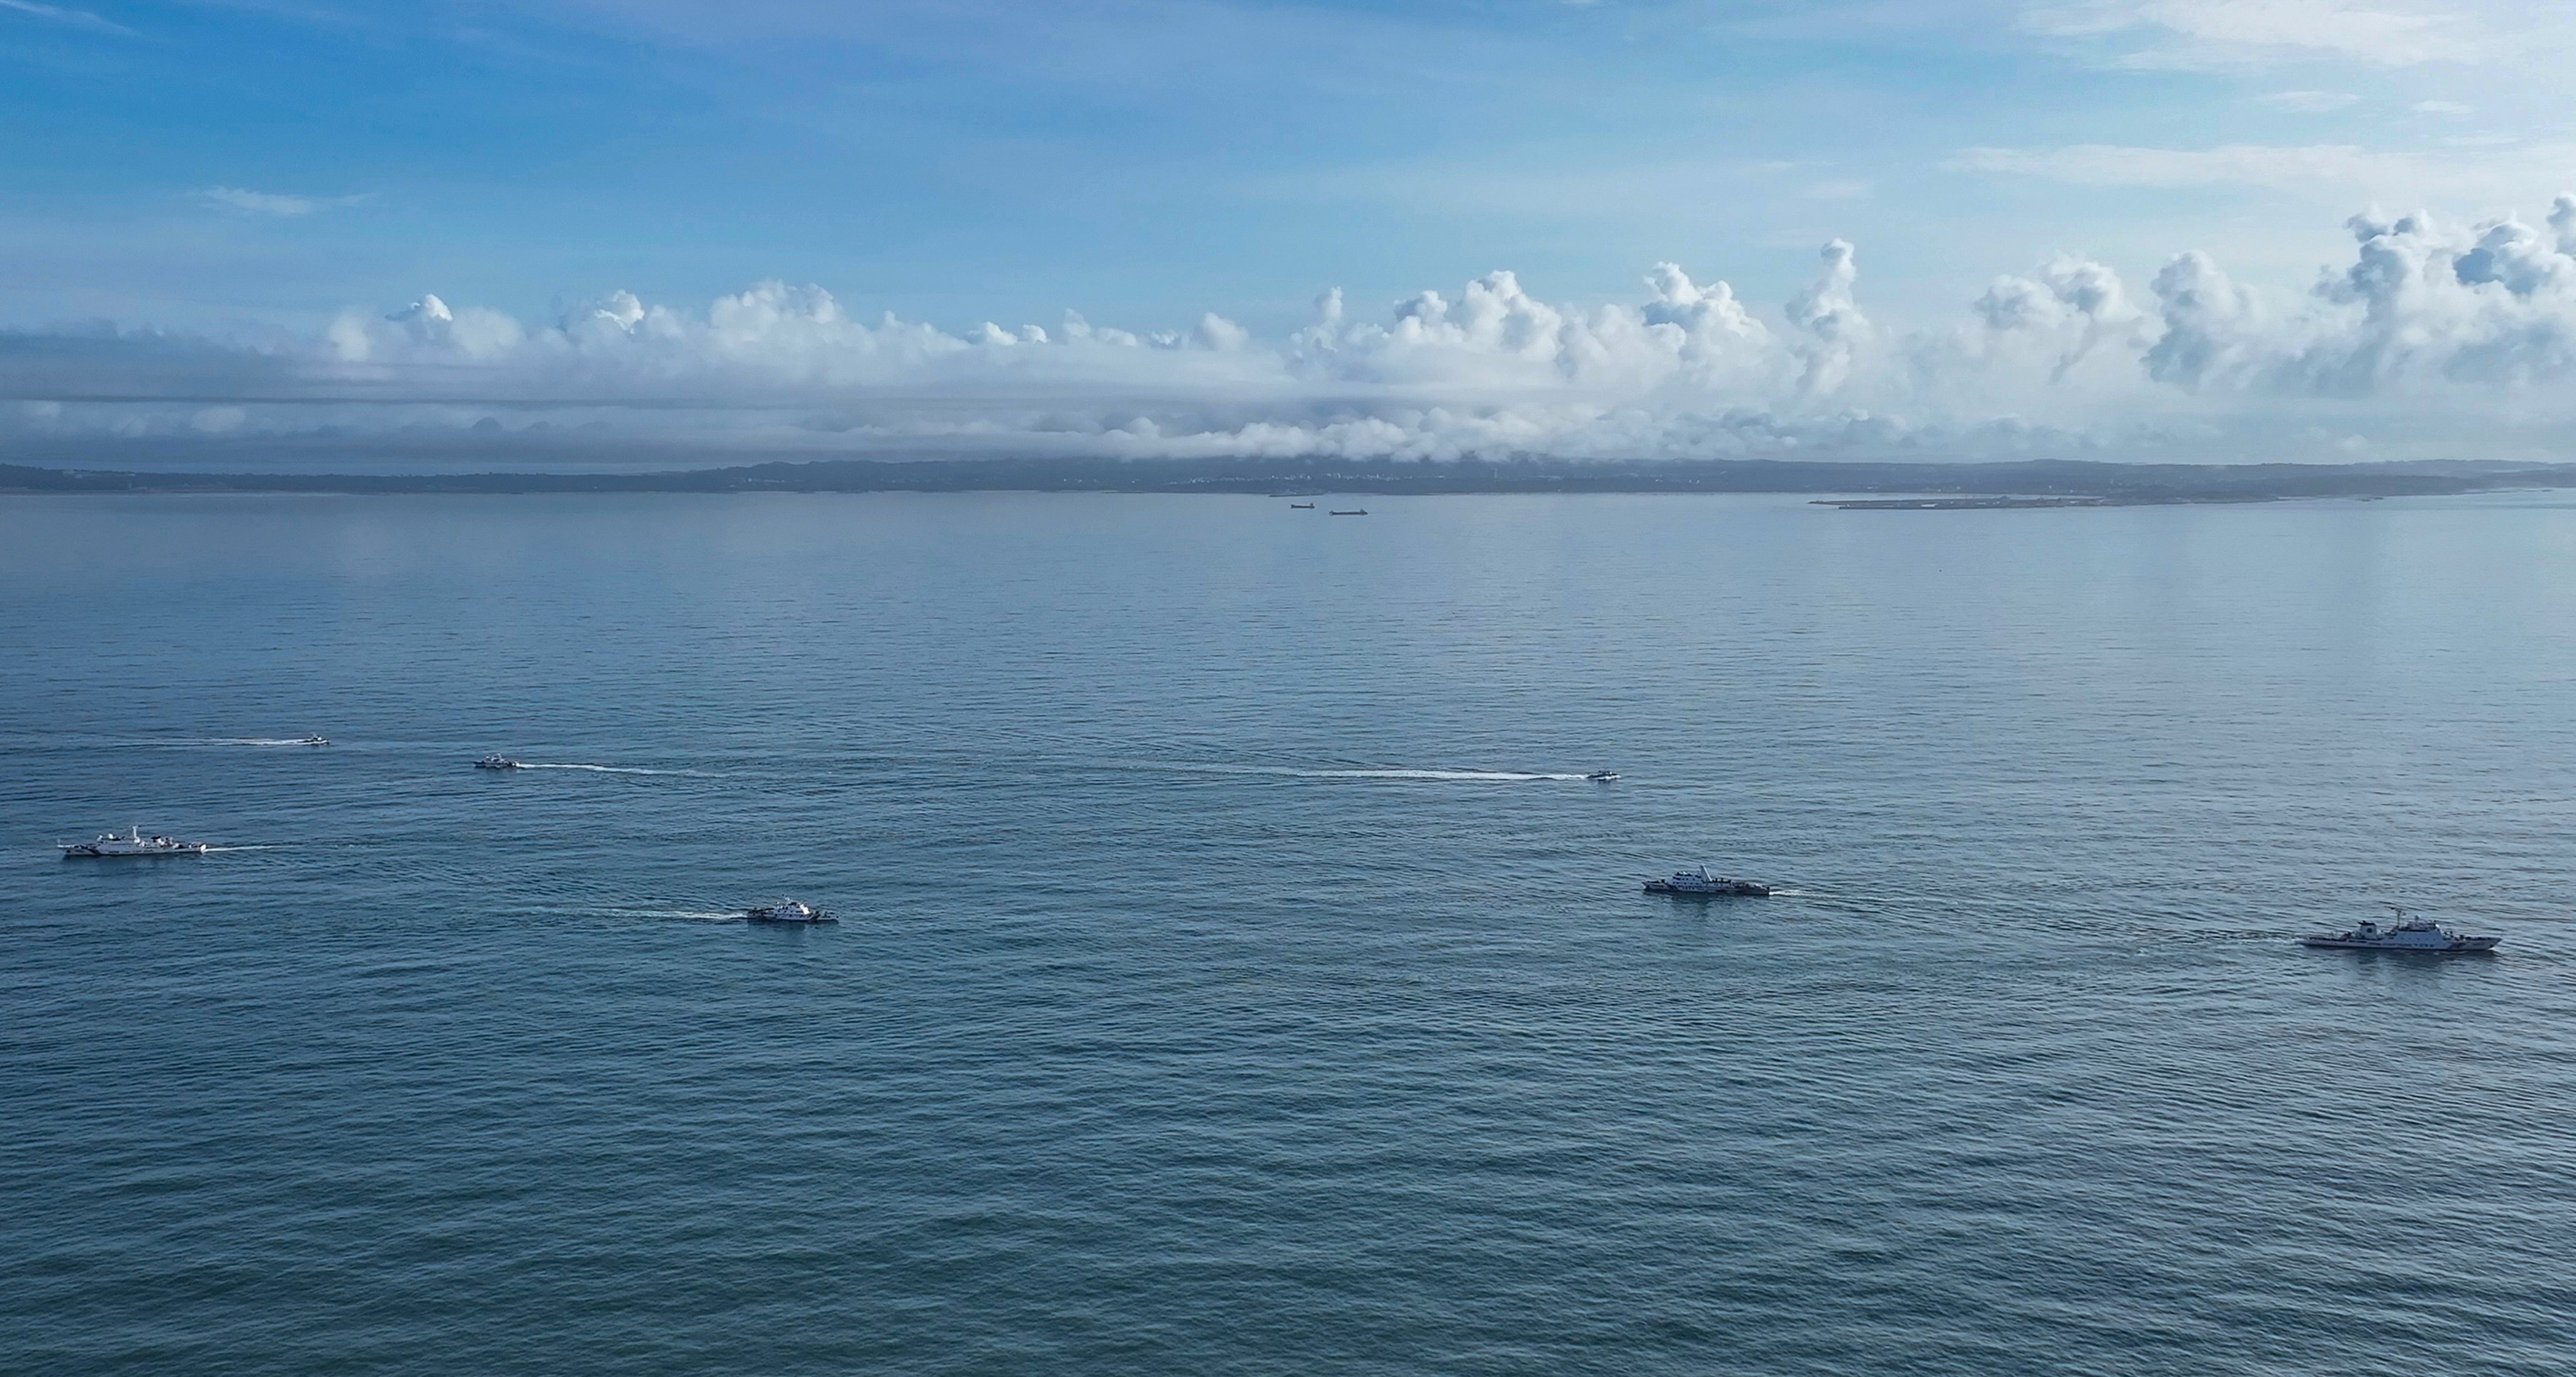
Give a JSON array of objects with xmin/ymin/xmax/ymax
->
[{"xmin": 4, "ymin": 0, "xmax": 2576, "ymax": 468}]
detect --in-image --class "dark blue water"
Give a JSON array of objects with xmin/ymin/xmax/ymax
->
[{"xmin": 6, "ymin": 491, "xmax": 2576, "ymax": 1374}]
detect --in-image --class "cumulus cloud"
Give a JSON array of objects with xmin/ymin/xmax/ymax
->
[
  {"xmin": 2129, "ymin": 198, "xmax": 2576, "ymax": 396},
  {"xmin": 17, "ymin": 191, "xmax": 2576, "ymax": 466}
]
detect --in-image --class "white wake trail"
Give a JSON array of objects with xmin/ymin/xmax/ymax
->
[{"xmin": 1149, "ymin": 762, "xmax": 1586, "ymax": 783}]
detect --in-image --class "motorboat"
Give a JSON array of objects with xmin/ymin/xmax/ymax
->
[
  {"xmin": 1289, "ymin": 503, "xmax": 1316, "ymax": 509},
  {"xmin": 1329, "ymin": 509, "xmax": 1369, "ymax": 516},
  {"xmin": 2300, "ymin": 905, "xmax": 2498, "ymax": 954},
  {"xmin": 296, "ymin": 736, "xmax": 329, "ymax": 746},
  {"xmin": 473, "ymin": 754, "xmax": 524, "ymax": 770},
  {"xmin": 746, "ymin": 899, "xmax": 836, "ymax": 925},
  {"xmin": 1645, "ymin": 866, "xmax": 1771, "ymax": 897},
  {"xmin": 1586, "ymin": 770, "xmax": 1620, "ymax": 782},
  {"xmin": 62, "ymin": 825, "xmax": 210, "ymax": 857}
]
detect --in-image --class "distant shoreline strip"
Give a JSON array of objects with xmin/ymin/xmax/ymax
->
[{"xmin": 3, "ymin": 457, "xmax": 2565, "ymax": 504}]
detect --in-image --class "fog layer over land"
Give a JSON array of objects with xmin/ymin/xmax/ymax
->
[{"xmin": 13, "ymin": 196, "xmax": 2576, "ymax": 469}]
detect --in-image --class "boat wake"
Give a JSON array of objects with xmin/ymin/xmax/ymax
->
[
  {"xmin": 1152, "ymin": 763, "xmax": 1588, "ymax": 783},
  {"xmin": 598, "ymin": 906, "xmax": 744, "ymax": 923},
  {"xmin": 517, "ymin": 762, "xmax": 680, "ymax": 776},
  {"xmin": 101, "ymin": 737, "xmax": 329, "ymax": 748}
]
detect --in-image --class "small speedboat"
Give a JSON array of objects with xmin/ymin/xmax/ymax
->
[
  {"xmin": 1289, "ymin": 503, "xmax": 1316, "ymax": 510},
  {"xmin": 1645, "ymin": 866, "xmax": 1771, "ymax": 897},
  {"xmin": 62, "ymin": 825, "xmax": 210, "ymax": 857},
  {"xmin": 473, "ymin": 754, "xmax": 523, "ymax": 770},
  {"xmin": 2300, "ymin": 906, "xmax": 2498, "ymax": 954},
  {"xmin": 1329, "ymin": 509, "xmax": 1369, "ymax": 516},
  {"xmin": 746, "ymin": 899, "xmax": 836, "ymax": 925},
  {"xmin": 1586, "ymin": 770, "xmax": 1620, "ymax": 782},
  {"xmin": 296, "ymin": 736, "xmax": 329, "ymax": 747}
]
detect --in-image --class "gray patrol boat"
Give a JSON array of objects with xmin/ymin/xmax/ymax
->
[
  {"xmin": 2300, "ymin": 905, "xmax": 2498, "ymax": 954},
  {"xmin": 1645, "ymin": 866, "xmax": 1771, "ymax": 898},
  {"xmin": 746, "ymin": 899, "xmax": 837, "ymax": 925},
  {"xmin": 61, "ymin": 825, "xmax": 210, "ymax": 857}
]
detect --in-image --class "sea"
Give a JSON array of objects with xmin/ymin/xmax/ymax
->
[{"xmin": 5, "ymin": 490, "xmax": 2575, "ymax": 1375}]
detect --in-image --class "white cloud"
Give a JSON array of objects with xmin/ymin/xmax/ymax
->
[
  {"xmin": 1949, "ymin": 142, "xmax": 2393, "ymax": 187},
  {"xmin": 1947, "ymin": 140, "xmax": 2576, "ymax": 207},
  {"xmin": 19, "ymin": 190, "xmax": 2576, "ymax": 464},
  {"xmin": 198, "ymin": 187, "xmax": 370, "ymax": 217},
  {"xmin": 2031, "ymin": 0, "xmax": 2479, "ymax": 69},
  {"xmin": 2254, "ymin": 89, "xmax": 2360, "ymax": 111},
  {"xmin": 2411, "ymin": 99, "xmax": 2473, "ymax": 114},
  {"xmin": 0, "ymin": 0, "xmax": 131, "ymax": 35}
]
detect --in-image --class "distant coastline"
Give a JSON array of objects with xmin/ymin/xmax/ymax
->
[{"xmin": 5, "ymin": 455, "xmax": 2574, "ymax": 503}]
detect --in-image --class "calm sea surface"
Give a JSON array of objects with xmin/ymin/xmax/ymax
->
[{"xmin": 6, "ymin": 491, "xmax": 2576, "ymax": 1375}]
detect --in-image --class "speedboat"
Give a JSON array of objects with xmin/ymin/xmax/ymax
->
[
  {"xmin": 1289, "ymin": 503, "xmax": 1316, "ymax": 509},
  {"xmin": 2300, "ymin": 906, "xmax": 2498, "ymax": 954},
  {"xmin": 1645, "ymin": 866, "xmax": 1771, "ymax": 897},
  {"xmin": 1586, "ymin": 770, "xmax": 1620, "ymax": 782},
  {"xmin": 1329, "ymin": 509, "xmax": 1369, "ymax": 516},
  {"xmin": 296, "ymin": 736, "xmax": 329, "ymax": 746},
  {"xmin": 473, "ymin": 754, "xmax": 523, "ymax": 770},
  {"xmin": 62, "ymin": 825, "xmax": 210, "ymax": 857},
  {"xmin": 746, "ymin": 899, "xmax": 836, "ymax": 925}
]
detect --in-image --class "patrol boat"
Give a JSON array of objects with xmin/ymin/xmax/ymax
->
[
  {"xmin": 2300, "ymin": 905, "xmax": 2498, "ymax": 954},
  {"xmin": 1645, "ymin": 866, "xmax": 1771, "ymax": 897},
  {"xmin": 746, "ymin": 900, "xmax": 836, "ymax": 925},
  {"xmin": 61, "ymin": 825, "xmax": 210, "ymax": 857}
]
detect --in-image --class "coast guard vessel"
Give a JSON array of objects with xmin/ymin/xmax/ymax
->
[
  {"xmin": 1645, "ymin": 866, "xmax": 1771, "ymax": 897},
  {"xmin": 746, "ymin": 900, "xmax": 836, "ymax": 925},
  {"xmin": 2300, "ymin": 905, "xmax": 2498, "ymax": 954},
  {"xmin": 61, "ymin": 825, "xmax": 210, "ymax": 857}
]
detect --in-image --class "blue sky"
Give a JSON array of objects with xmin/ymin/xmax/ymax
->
[{"xmin": 4, "ymin": 0, "xmax": 2574, "ymax": 466}]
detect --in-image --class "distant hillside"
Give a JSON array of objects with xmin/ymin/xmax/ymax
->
[{"xmin": 5, "ymin": 455, "xmax": 2573, "ymax": 500}]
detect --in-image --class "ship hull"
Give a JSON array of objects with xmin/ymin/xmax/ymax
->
[{"xmin": 2297, "ymin": 937, "xmax": 2498, "ymax": 952}]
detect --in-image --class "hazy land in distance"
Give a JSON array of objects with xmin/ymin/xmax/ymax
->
[{"xmin": 6, "ymin": 456, "xmax": 2576, "ymax": 503}]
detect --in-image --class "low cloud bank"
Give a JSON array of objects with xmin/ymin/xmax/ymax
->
[{"xmin": 14, "ymin": 194, "xmax": 2576, "ymax": 467}]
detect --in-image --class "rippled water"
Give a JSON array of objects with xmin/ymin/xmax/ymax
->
[{"xmin": 6, "ymin": 491, "xmax": 2576, "ymax": 1374}]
